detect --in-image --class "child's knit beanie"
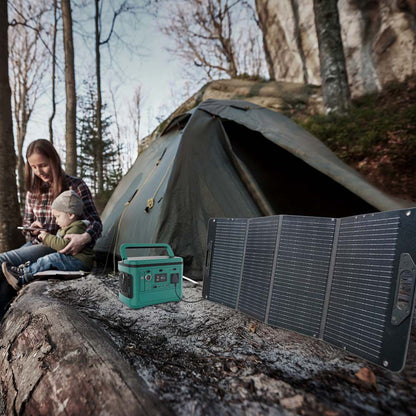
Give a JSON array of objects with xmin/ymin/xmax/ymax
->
[{"xmin": 52, "ymin": 190, "xmax": 84, "ymax": 217}]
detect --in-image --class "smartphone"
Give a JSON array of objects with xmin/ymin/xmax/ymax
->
[{"xmin": 17, "ymin": 226, "xmax": 46, "ymax": 231}]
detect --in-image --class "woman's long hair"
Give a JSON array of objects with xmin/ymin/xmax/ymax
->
[{"xmin": 25, "ymin": 139, "xmax": 66, "ymax": 200}]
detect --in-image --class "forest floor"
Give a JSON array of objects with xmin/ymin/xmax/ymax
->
[{"xmin": 17, "ymin": 273, "xmax": 416, "ymax": 416}]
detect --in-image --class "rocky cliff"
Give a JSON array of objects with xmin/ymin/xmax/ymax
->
[{"xmin": 256, "ymin": 0, "xmax": 416, "ymax": 97}]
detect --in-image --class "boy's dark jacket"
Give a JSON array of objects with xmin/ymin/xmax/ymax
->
[{"xmin": 43, "ymin": 220, "xmax": 94, "ymax": 270}]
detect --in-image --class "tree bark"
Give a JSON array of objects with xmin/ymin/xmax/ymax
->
[
  {"xmin": 254, "ymin": 0, "xmax": 275, "ymax": 80},
  {"xmin": 0, "ymin": 2, "xmax": 24, "ymax": 252},
  {"xmin": 0, "ymin": 282, "xmax": 171, "ymax": 415},
  {"xmin": 16, "ymin": 126, "xmax": 26, "ymax": 211},
  {"xmin": 290, "ymin": 0, "xmax": 309, "ymax": 84},
  {"xmin": 49, "ymin": 0, "xmax": 58, "ymax": 144},
  {"xmin": 95, "ymin": 0, "xmax": 104, "ymax": 194},
  {"xmin": 313, "ymin": 0, "xmax": 351, "ymax": 114},
  {"xmin": 61, "ymin": 0, "xmax": 77, "ymax": 175}
]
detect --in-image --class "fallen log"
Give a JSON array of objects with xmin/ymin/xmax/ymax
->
[{"xmin": 0, "ymin": 281, "xmax": 171, "ymax": 416}]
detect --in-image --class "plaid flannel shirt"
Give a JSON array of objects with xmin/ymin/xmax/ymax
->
[{"xmin": 23, "ymin": 175, "xmax": 102, "ymax": 244}]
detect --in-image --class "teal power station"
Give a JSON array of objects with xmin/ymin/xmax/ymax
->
[{"xmin": 118, "ymin": 243, "xmax": 183, "ymax": 308}]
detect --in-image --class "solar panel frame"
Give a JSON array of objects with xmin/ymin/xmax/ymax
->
[{"xmin": 203, "ymin": 209, "xmax": 416, "ymax": 372}]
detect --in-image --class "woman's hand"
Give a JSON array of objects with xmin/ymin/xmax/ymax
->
[
  {"xmin": 30, "ymin": 221, "xmax": 44, "ymax": 235},
  {"xmin": 59, "ymin": 232, "xmax": 92, "ymax": 256}
]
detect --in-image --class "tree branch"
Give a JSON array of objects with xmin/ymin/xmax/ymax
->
[
  {"xmin": 9, "ymin": 19, "xmax": 56, "ymax": 66},
  {"xmin": 99, "ymin": 1, "xmax": 132, "ymax": 45}
]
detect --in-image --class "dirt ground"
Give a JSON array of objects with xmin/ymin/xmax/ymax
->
[{"xmin": 30, "ymin": 272, "xmax": 416, "ymax": 416}]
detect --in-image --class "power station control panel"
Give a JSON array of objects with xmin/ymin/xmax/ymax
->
[{"xmin": 155, "ymin": 273, "xmax": 167, "ymax": 283}]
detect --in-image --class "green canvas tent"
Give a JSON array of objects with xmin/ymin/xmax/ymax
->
[{"xmin": 95, "ymin": 99, "xmax": 410, "ymax": 279}]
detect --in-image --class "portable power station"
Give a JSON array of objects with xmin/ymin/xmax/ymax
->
[{"xmin": 118, "ymin": 243, "xmax": 183, "ymax": 308}]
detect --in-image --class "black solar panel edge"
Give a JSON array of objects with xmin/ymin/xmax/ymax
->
[
  {"xmin": 202, "ymin": 219, "xmax": 216, "ymax": 301},
  {"xmin": 378, "ymin": 209, "xmax": 416, "ymax": 371}
]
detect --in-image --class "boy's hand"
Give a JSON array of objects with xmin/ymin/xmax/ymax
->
[
  {"xmin": 30, "ymin": 221, "xmax": 44, "ymax": 235},
  {"xmin": 39, "ymin": 231, "xmax": 47, "ymax": 241}
]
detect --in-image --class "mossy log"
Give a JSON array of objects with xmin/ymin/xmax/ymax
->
[{"xmin": 0, "ymin": 281, "xmax": 171, "ymax": 416}]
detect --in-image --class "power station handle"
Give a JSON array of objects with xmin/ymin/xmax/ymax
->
[{"xmin": 120, "ymin": 243, "xmax": 175, "ymax": 260}]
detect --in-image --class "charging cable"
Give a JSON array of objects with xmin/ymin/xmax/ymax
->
[{"xmin": 174, "ymin": 275, "xmax": 204, "ymax": 303}]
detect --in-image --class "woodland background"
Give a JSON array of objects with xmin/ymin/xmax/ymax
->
[{"xmin": 0, "ymin": 0, "xmax": 416, "ymax": 253}]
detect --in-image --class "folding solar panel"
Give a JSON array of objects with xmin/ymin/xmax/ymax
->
[{"xmin": 203, "ymin": 209, "xmax": 416, "ymax": 372}]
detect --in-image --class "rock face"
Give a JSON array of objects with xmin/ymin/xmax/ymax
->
[
  {"xmin": 181, "ymin": 78, "xmax": 322, "ymax": 113},
  {"xmin": 256, "ymin": 0, "xmax": 416, "ymax": 97}
]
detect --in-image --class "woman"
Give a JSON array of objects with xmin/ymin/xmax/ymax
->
[{"xmin": 0, "ymin": 139, "xmax": 102, "ymax": 318}]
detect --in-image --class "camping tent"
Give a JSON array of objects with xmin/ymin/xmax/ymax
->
[{"xmin": 95, "ymin": 99, "xmax": 410, "ymax": 279}]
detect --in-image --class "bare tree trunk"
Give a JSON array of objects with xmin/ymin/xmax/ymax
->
[
  {"xmin": 130, "ymin": 86, "xmax": 141, "ymax": 148},
  {"xmin": 110, "ymin": 86, "xmax": 124, "ymax": 175},
  {"xmin": 0, "ymin": 2, "xmax": 24, "ymax": 251},
  {"xmin": 134, "ymin": 89, "xmax": 141, "ymax": 148},
  {"xmin": 313, "ymin": 0, "xmax": 351, "ymax": 114},
  {"xmin": 290, "ymin": 0, "xmax": 308, "ymax": 84},
  {"xmin": 14, "ymin": 82, "xmax": 27, "ymax": 209},
  {"xmin": 95, "ymin": 0, "xmax": 104, "ymax": 194},
  {"xmin": 49, "ymin": 0, "xmax": 58, "ymax": 144},
  {"xmin": 16, "ymin": 125, "xmax": 26, "ymax": 210},
  {"xmin": 13, "ymin": 84, "xmax": 27, "ymax": 209},
  {"xmin": 62, "ymin": 0, "xmax": 77, "ymax": 175},
  {"xmin": 254, "ymin": 0, "xmax": 275, "ymax": 80}
]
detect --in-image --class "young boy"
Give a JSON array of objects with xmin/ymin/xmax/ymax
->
[{"xmin": 2, "ymin": 190, "xmax": 95, "ymax": 291}]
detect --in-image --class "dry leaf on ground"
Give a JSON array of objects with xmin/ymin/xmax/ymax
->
[
  {"xmin": 280, "ymin": 394, "xmax": 304, "ymax": 409},
  {"xmin": 248, "ymin": 322, "xmax": 258, "ymax": 333},
  {"xmin": 355, "ymin": 367, "xmax": 378, "ymax": 390}
]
